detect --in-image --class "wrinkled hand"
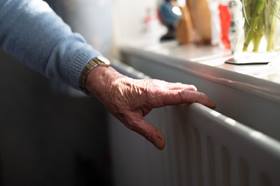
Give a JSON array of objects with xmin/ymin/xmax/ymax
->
[{"xmin": 86, "ymin": 66, "xmax": 215, "ymax": 150}]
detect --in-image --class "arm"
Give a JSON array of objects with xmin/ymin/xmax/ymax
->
[
  {"xmin": 0, "ymin": 0, "xmax": 215, "ymax": 149},
  {"xmin": 0, "ymin": 0, "xmax": 100, "ymax": 88}
]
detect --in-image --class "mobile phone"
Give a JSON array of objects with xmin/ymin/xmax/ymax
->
[{"xmin": 225, "ymin": 57, "xmax": 269, "ymax": 65}]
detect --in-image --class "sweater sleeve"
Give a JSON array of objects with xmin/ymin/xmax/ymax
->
[{"xmin": 0, "ymin": 0, "xmax": 101, "ymax": 89}]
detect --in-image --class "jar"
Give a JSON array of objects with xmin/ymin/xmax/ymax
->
[
  {"xmin": 229, "ymin": 0, "xmax": 280, "ymax": 63},
  {"xmin": 242, "ymin": 0, "xmax": 280, "ymax": 52}
]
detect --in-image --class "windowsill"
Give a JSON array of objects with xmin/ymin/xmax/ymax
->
[{"xmin": 120, "ymin": 41, "xmax": 280, "ymax": 103}]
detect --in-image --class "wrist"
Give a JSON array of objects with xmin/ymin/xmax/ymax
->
[
  {"xmin": 85, "ymin": 66, "xmax": 123, "ymax": 97},
  {"xmin": 80, "ymin": 56, "xmax": 112, "ymax": 93}
]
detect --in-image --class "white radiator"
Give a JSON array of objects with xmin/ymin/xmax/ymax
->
[
  {"xmin": 109, "ymin": 62, "xmax": 280, "ymax": 186},
  {"xmin": 110, "ymin": 104, "xmax": 280, "ymax": 186}
]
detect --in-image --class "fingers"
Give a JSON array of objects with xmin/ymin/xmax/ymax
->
[
  {"xmin": 167, "ymin": 82, "xmax": 197, "ymax": 91},
  {"xmin": 125, "ymin": 113, "xmax": 165, "ymax": 150},
  {"xmin": 147, "ymin": 80, "xmax": 215, "ymax": 108},
  {"xmin": 151, "ymin": 89, "xmax": 216, "ymax": 109},
  {"xmin": 178, "ymin": 90, "xmax": 216, "ymax": 108}
]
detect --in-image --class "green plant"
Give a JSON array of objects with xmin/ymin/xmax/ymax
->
[{"xmin": 242, "ymin": 0, "xmax": 280, "ymax": 52}]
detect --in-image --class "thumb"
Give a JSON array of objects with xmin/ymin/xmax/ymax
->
[{"xmin": 126, "ymin": 112, "xmax": 165, "ymax": 150}]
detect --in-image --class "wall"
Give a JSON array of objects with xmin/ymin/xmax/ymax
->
[{"xmin": 112, "ymin": 0, "xmax": 165, "ymax": 47}]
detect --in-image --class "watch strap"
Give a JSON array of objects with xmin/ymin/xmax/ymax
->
[{"xmin": 79, "ymin": 56, "xmax": 110, "ymax": 93}]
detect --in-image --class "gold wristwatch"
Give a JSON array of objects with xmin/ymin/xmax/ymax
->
[{"xmin": 80, "ymin": 56, "xmax": 111, "ymax": 93}]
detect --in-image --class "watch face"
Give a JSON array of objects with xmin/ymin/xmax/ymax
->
[{"xmin": 97, "ymin": 56, "xmax": 111, "ymax": 65}]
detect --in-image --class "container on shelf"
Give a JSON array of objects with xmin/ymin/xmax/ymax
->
[{"xmin": 228, "ymin": 0, "xmax": 280, "ymax": 64}]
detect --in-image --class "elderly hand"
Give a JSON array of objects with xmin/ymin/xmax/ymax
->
[{"xmin": 86, "ymin": 66, "xmax": 215, "ymax": 150}]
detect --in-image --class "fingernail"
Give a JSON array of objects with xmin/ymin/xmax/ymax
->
[
  {"xmin": 210, "ymin": 101, "xmax": 216, "ymax": 109},
  {"xmin": 207, "ymin": 102, "xmax": 215, "ymax": 109},
  {"xmin": 190, "ymin": 85, "xmax": 197, "ymax": 91},
  {"xmin": 155, "ymin": 136, "xmax": 165, "ymax": 150}
]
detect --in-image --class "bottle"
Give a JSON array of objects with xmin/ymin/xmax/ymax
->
[{"xmin": 228, "ymin": 0, "xmax": 243, "ymax": 54}]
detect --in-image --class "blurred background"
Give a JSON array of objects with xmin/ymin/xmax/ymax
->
[
  {"xmin": 2, "ymin": 0, "xmax": 280, "ymax": 186},
  {"xmin": 0, "ymin": 0, "xmax": 164, "ymax": 185}
]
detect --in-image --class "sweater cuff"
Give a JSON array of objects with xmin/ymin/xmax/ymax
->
[{"xmin": 62, "ymin": 45, "xmax": 101, "ymax": 89}]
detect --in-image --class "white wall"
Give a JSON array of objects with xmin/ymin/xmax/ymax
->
[
  {"xmin": 112, "ymin": 0, "xmax": 165, "ymax": 47},
  {"xmin": 50, "ymin": 0, "xmax": 164, "ymax": 58},
  {"xmin": 62, "ymin": 0, "xmax": 114, "ymax": 57}
]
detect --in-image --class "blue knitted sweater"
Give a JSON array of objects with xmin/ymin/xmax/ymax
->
[{"xmin": 0, "ymin": 0, "xmax": 101, "ymax": 89}]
